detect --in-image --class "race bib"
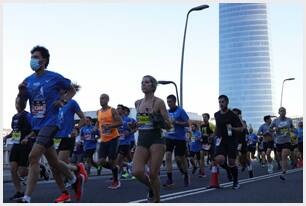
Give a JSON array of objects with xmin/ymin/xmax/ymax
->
[
  {"xmin": 119, "ymin": 134, "xmax": 125, "ymax": 140},
  {"xmin": 137, "ymin": 114, "xmax": 154, "ymax": 130},
  {"xmin": 32, "ymin": 100, "xmax": 46, "ymax": 118},
  {"xmin": 191, "ymin": 136, "xmax": 196, "ymax": 143},
  {"xmin": 53, "ymin": 138, "xmax": 61, "ymax": 150},
  {"xmin": 215, "ymin": 137, "xmax": 222, "ymax": 146},
  {"xmin": 11, "ymin": 131, "xmax": 21, "ymax": 144}
]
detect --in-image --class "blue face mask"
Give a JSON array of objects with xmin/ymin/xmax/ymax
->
[{"xmin": 30, "ymin": 58, "xmax": 41, "ymax": 71}]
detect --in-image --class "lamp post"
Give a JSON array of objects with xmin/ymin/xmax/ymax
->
[
  {"xmin": 280, "ymin": 78, "xmax": 295, "ymax": 107},
  {"xmin": 158, "ymin": 80, "xmax": 180, "ymax": 106},
  {"xmin": 180, "ymin": 4, "xmax": 209, "ymax": 108}
]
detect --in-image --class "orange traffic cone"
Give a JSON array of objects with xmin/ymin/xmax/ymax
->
[{"xmin": 206, "ymin": 165, "xmax": 220, "ymax": 189}]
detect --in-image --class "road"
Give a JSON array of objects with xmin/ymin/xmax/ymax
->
[{"xmin": 3, "ymin": 162, "xmax": 303, "ymax": 203}]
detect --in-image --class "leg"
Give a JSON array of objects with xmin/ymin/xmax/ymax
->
[
  {"xmin": 132, "ymin": 146, "xmax": 151, "ymax": 188},
  {"xmin": 149, "ymin": 144, "xmax": 166, "ymax": 202},
  {"xmin": 10, "ymin": 162, "xmax": 22, "ymax": 193}
]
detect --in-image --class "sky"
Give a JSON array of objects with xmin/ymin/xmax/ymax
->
[{"xmin": 1, "ymin": 2, "xmax": 304, "ymax": 129}]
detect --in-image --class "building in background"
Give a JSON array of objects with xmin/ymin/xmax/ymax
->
[{"xmin": 219, "ymin": 3, "xmax": 277, "ymax": 130}]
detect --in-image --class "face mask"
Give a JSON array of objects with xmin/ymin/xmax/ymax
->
[{"xmin": 30, "ymin": 58, "xmax": 41, "ymax": 71}]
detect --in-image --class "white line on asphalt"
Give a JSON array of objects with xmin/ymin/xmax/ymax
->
[{"xmin": 130, "ymin": 168, "xmax": 302, "ymax": 203}]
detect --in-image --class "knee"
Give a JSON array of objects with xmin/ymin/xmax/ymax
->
[
  {"xmin": 132, "ymin": 168, "xmax": 144, "ymax": 178},
  {"xmin": 28, "ymin": 153, "xmax": 40, "ymax": 166}
]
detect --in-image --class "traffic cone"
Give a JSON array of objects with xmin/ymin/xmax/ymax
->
[{"xmin": 206, "ymin": 165, "xmax": 220, "ymax": 189}]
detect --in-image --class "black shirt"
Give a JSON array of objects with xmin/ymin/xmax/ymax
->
[
  {"xmin": 214, "ymin": 109, "xmax": 242, "ymax": 143},
  {"xmin": 11, "ymin": 111, "xmax": 32, "ymax": 143},
  {"xmin": 200, "ymin": 123, "xmax": 214, "ymax": 144}
]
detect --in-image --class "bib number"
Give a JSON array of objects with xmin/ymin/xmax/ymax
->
[
  {"xmin": 53, "ymin": 138, "xmax": 61, "ymax": 150},
  {"xmin": 11, "ymin": 132, "xmax": 21, "ymax": 144},
  {"xmin": 32, "ymin": 100, "xmax": 46, "ymax": 118}
]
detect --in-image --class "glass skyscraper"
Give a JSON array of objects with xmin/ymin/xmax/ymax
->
[{"xmin": 219, "ymin": 3, "xmax": 276, "ymax": 130}]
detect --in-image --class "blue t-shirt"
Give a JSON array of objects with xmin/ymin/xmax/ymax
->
[
  {"xmin": 56, "ymin": 99, "xmax": 81, "ymax": 137},
  {"xmin": 126, "ymin": 116, "xmax": 136, "ymax": 144},
  {"xmin": 246, "ymin": 133, "xmax": 258, "ymax": 146},
  {"xmin": 165, "ymin": 106, "xmax": 189, "ymax": 141},
  {"xmin": 23, "ymin": 70, "xmax": 71, "ymax": 130},
  {"xmin": 189, "ymin": 130, "xmax": 202, "ymax": 152},
  {"xmin": 294, "ymin": 128, "xmax": 303, "ymax": 143},
  {"xmin": 118, "ymin": 115, "xmax": 131, "ymax": 145},
  {"xmin": 80, "ymin": 125, "xmax": 98, "ymax": 151}
]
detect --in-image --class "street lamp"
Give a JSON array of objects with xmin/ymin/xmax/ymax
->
[
  {"xmin": 180, "ymin": 4, "xmax": 209, "ymax": 108},
  {"xmin": 158, "ymin": 80, "xmax": 180, "ymax": 106},
  {"xmin": 280, "ymin": 77, "xmax": 295, "ymax": 107}
]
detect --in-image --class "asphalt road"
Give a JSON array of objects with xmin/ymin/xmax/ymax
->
[{"xmin": 3, "ymin": 162, "xmax": 303, "ymax": 203}]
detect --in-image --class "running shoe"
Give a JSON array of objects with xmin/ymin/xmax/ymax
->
[
  {"xmin": 146, "ymin": 189, "xmax": 154, "ymax": 203},
  {"xmin": 16, "ymin": 197, "xmax": 30, "ymax": 203},
  {"xmin": 73, "ymin": 174, "xmax": 85, "ymax": 201},
  {"xmin": 162, "ymin": 179, "xmax": 174, "ymax": 188},
  {"xmin": 77, "ymin": 163, "xmax": 88, "ymax": 181},
  {"xmin": 248, "ymin": 170, "xmax": 254, "ymax": 178},
  {"xmin": 9, "ymin": 192, "xmax": 24, "ymax": 201},
  {"xmin": 232, "ymin": 182, "xmax": 240, "ymax": 190},
  {"xmin": 108, "ymin": 180, "xmax": 121, "ymax": 189},
  {"xmin": 54, "ymin": 193, "xmax": 71, "ymax": 203},
  {"xmin": 280, "ymin": 172, "xmax": 286, "ymax": 181}
]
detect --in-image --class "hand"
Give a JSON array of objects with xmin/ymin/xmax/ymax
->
[{"xmin": 21, "ymin": 138, "xmax": 28, "ymax": 145}]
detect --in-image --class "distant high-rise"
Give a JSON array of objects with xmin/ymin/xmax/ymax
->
[{"xmin": 219, "ymin": 3, "xmax": 276, "ymax": 129}]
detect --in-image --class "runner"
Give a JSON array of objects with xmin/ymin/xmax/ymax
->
[
  {"xmin": 131, "ymin": 75, "xmax": 171, "ymax": 203},
  {"xmin": 16, "ymin": 45, "xmax": 84, "ymax": 203},
  {"xmin": 212, "ymin": 95, "xmax": 243, "ymax": 189},
  {"xmin": 269, "ymin": 107, "xmax": 295, "ymax": 180},
  {"xmin": 4, "ymin": 96, "xmax": 33, "ymax": 201},
  {"xmin": 80, "ymin": 117, "xmax": 99, "ymax": 177},
  {"xmin": 245, "ymin": 127, "xmax": 258, "ymax": 178},
  {"xmin": 295, "ymin": 121, "xmax": 303, "ymax": 166},
  {"xmin": 199, "ymin": 113, "xmax": 215, "ymax": 177},
  {"xmin": 258, "ymin": 115, "xmax": 274, "ymax": 173},
  {"xmin": 289, "ymin": 129, "xmax": 299, "ymax": 168},
  {"xmin": 163, "ymin": 94, "xmax": 190, "ymax": 187},
  {"xmin": 188, "ymin": 123, "xmax": 202, "ymax": 176},
  {"xmin": 116, "ymin": 104, "xmax": 134, "ymax": 179},
  {"xmin": 96, "ymin": 94, "xmax": 123, "ymax": 189}
]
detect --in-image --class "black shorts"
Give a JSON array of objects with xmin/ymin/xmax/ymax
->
[
  {"xmin": 165, "ymin": 138, "xmax": 187, "ymax": 157},
  {"xmin": 118, "ymin": 144, "xmax": 130, "ymax": 157},
  {"xmin": 214, "ymin": 139, "xmax": 238, "ymax": 160},
  {"xmin": 137, "ymin": 129, "xmax": 164, "ymax": 149},
  {"xmin": 263, "ymin": 141, "xmax": 274, "ymax": 152},
  {"xmin": 247, "ymin": 145, "xmax": 256, "ymax": 154},
  {"xmin": 98, "ymin": 138, "xmax": 119, "ymax": 160},
  {"xmin": 276, "ymin": 143, "xmax": 291, "ymax": 152},
  {"xmin": 189, "ymin": 151, "xmax": 200, "ymax": 160},
  {"xmin": 35, "ymin": 126, "xmax": 59, "ymax": 149},
  {"xmin": 85, "ymin": 148, "xmax": 96, "ymax": 158},
  {"xmin": 58, "ymin": 138, "xmax": 75, "ymax": 153},
  {"xmin": 9, "ymin": 143, "xmax": 33, "ymax": 167},
  {"xmin": 130, "ymin": 140, "xmax": 136, "ymax": 150},
  {"xmin": 298, "ymin": 142, "xmax": 303, "ymax": 153}
]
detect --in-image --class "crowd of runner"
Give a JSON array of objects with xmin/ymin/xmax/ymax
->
[{"xmin": 3, "ymin": 46, "xmax": 303, "ymax": 203}]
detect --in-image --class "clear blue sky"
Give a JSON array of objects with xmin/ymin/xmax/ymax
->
[{"xmin": 2, "ymin": 2, "xmax": 303, "ymax": 129}]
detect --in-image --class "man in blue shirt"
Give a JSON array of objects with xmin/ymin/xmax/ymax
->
[
  {"xmin": 17, "ymin": 46, "xmax": 84, "ymax": 203},
  {"xmin": 163, "ymin": 95, "xmax": 190, "ymax": 187}
]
